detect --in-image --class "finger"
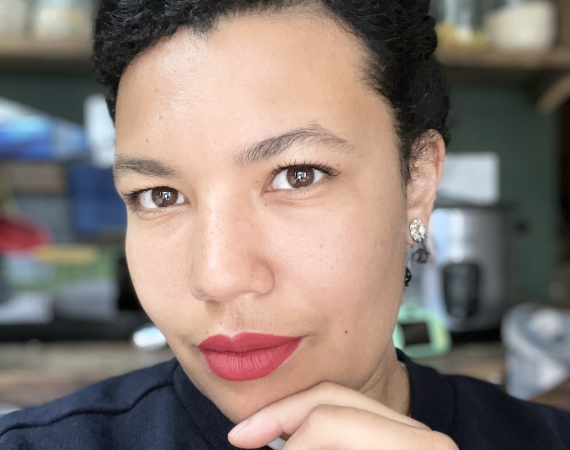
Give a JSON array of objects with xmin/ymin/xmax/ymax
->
[
  {"xmin": 228, "ymin": 381, "xmax": 429, "ymax": 448},
  {"xmin": 283, "ymin": 405, "xmax": 456, "ymax": 450}
]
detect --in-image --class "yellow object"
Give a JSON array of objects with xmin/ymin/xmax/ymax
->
[
  {"xmin": 33, "ymin": 244, "xmax": 100, "ymax": 265},
  {"xmin": 436, "ymin": 22, "xmax": 488, "ymax": 49}
]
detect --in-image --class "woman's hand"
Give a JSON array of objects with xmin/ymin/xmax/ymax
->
[{"xmin": 228, "ymin": 381, "xmax": 458, "ymax": 450}]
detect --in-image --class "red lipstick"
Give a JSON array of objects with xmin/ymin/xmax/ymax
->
[{"xmin": 198, "ymin": 333, "xmax": 302, "ymax": 381}]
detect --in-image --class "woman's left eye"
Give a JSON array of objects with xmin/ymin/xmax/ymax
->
[
  {"xmin": 271, "ymin": 165, "xmax": 325, "ymax": 190},
  {"xmin": 138, "ymin": 187, "xmax": 186, "ymax": 209}
]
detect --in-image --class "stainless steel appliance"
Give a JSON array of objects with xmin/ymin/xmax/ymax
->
[{"xmin": 421, "ymin": 204, "xmax": 513, "ymax": 332}]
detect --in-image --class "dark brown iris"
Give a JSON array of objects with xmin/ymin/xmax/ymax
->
[
  {"xmin": 286, "ymin": 166, "xmax": 314, "ymax": 188},
  {"xmin": 151, "ymin": 187, "xmax": 179, "ymax": 207}
]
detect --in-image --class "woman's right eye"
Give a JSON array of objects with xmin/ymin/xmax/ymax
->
[{"xmin": 138, "ymin": 187, "xmax": 186, "ymax": 210}]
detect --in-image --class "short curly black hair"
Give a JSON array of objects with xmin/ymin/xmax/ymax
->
[{"xmin": 93, "ymin": 0, "xmax": 449, "ymax": 184}]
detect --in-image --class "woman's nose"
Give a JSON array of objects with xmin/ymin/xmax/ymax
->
[{"xmin": 189, "ymin": 203, "xmax": 275, "ymax": 303}]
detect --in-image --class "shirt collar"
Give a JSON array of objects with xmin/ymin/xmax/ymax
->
[
  {"xmin": 173, "ymin": 352, "xmax": 456, "ymax": 449},
  {"xmin": 397, "ymin": 349, "xmax": 456, "ymax": 437},
  {"xmin": 173, "ymin": 363, "xmax": 248, "ymax": 450}
]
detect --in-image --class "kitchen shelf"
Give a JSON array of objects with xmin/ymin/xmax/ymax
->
[
  {"xmin": 435, "ymin": 47, "xmax": 570, "ymax": 112},
  {"xmin": 0, "ymin": 38, "xmax": 93, "ymax": 72},
  {"xmin": 1, "ymin": 39, "xmax": 570, "ymax": 73},
  {"xmin": 1, "ymin": 40, "xmax": 570, "ymax": 110},
  {"xmin": 0, "ymin": 161, "xmax": 68, "ymax": 194},
  {"xmin": 436, "ymin": 47, "xmax": 570, "ymax": 112},
  {"xmin": 436, "ymin": 47, "xmax": 570, "ymax": 72}
]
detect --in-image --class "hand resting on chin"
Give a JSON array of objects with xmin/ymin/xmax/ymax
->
[{"xmin": 228, "ymin": 382, "xmax": 459, "ymax": 450}]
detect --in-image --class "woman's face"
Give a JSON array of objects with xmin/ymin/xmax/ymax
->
[{"xmin": 114, "ymin": 11, "xmax": 441, "ymax": 423}]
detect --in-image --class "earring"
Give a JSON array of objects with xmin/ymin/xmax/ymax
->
[
  {"xmin": 404, "ymin": 266, "xmax": 412, "ymax": 288},
  {"xmin": 409, "ymin": 219, "xmax": 426, "ymax": 243}
]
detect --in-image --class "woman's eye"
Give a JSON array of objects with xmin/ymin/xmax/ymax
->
[
  {"xmin": 139, "ymin": 187, "xmax": 185, "ymax": 209},
  {"xmin": 272, "ymin": 165, "xmax": 324, "ymax": 190}
]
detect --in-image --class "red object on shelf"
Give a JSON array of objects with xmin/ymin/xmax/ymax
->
[{"xmin": 0, "ymin": 217, "xmax": 51, "ymax": 252}]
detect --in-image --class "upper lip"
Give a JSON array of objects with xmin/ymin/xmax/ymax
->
[{"xmin": 198, "ymin": 332, "xmax": 301, "ymax": 353}]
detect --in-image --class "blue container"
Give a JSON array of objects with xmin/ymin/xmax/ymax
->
[
  {"xmin": 0, "ymin": 116, "xmax": 88, "ymax": 161},
  {"xmin": 67, "ymin": 165, "xmax": 127, "ymax": 236}
]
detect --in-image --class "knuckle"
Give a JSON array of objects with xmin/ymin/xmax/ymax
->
[
  {"xmin": 303, "ymin": 404, "xmax": 341, "ymax": 433},
  {"xmin": 309, "ymin": 403, "xmax": 338, "ymax": 421},
  {"xmin": 313, "ymin": 381, "xmax": 337, "ymax": 393},
  {"xmin": 428, "ymin": 431, "xmax": 459, "ymax": 450},
  {"xmin": 291, "ymin": 405, "xmax": 342, "ymax": 450}
]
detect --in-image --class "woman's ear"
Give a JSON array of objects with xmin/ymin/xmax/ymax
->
[{"xmin": 406, "ymin": 131, "xmax": 446, "ymax": 246}]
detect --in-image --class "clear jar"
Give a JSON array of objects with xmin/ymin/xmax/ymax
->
[
  {"xmin": 431, "ymin": 0, "xmax": 489, "ymax": 49},
  {"xmin": 484, "ymin": 0, "xmax": 558, "ymax": 51},
  {"xmin": 32, "ymin": 0, "xmax": 92, "ymax": 40},
  {"xmin": 0, "ymin": 0, "xmax": 29, "ymax": 37}
]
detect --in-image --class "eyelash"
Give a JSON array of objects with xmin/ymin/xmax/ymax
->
[
  {"xmin": 121, "ymin": 161, "xmax": 339, "ymax": 208},
  {"xmin": 269, "ymin": 160, "xmax": 339, "ymax": 196},
  {"xmin": 270, "ymin": 160, "xmax": 338, "ymax": 179},
  {"xmin": 123, "ymin": 186, "xmax": 157, "ymax": 206}
]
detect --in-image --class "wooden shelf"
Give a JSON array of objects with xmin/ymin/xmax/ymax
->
[
  {"xmin": 0, "ymin": 161, "xmax": 67, "ymax": 194},
  {"xmin": 436, "ymin": 47, "xmax": 570, "ymax": 72},
  {"xmin": 2, "ymin": 39, "xmax": 569, "ymax": 73},
  {"xmin": 1, "ymin": 39, "xmax": 569, "ymax": 74},
  {"xmin": 436, "ymin": 47, "xmax": 570, "ymax": 112},
  {"xmin": 0, "ymin": 38, "xmax": 93, "ymax": 72},
  {"xmin": 1, "ymin": 40, "xmax": 569, "ymax": 110}
]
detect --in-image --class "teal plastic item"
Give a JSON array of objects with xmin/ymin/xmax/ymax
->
[
  {"xmin": 0, "ymin": 116, "xmax": 88, "ymax": 160},
  {"xmin": 393, "ymin": 303, "xmax": 452, "ymax": 358}
]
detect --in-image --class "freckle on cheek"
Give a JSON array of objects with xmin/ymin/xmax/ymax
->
[{"xmin": 345, "ymin": 330, "xmax": 348, "ymax": 334}]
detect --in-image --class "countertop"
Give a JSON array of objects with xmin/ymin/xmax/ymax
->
[
  {"xmin": 0, "ymin": 341, "xmax": 174, "ymax": 409},
  {"xmin": 0, "ymin": 341, "xmax": 568, "ymax": 413}
]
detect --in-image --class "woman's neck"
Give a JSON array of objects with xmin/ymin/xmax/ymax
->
[{"xmin": 359, "ymin": 346, "xmax": 411, "ymax": 417}]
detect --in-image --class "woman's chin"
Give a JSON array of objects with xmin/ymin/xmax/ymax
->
[
  {"xmin": 189, "ymin": 368, "xmax": 310, "ymax": 423},
  {"xmin": 212, "ymin": 392, "xmax": 275, "ymax": 424}
]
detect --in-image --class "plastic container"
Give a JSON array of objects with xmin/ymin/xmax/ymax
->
[
  {"xmin": 67, "ymin": 165, "xmax": 127, "ymax": 236},
  {"xmin": 32, "ymin": 0, "xmax": 92, "ymax": 40},
  {"xmin": 0, "ymin": 116, "xmax": 89, "ymax": 161},
  {"xmin": 431, "ymin": 0, "xmax": 489, "ymax": 49},
  {"xmin": 485, "ymin": 0, "xmax": 558, "ymax": 51},
  {"xmin": 1, "ymin": 245, "xmax": 118, "ymax": 292},
  {"xmin": 0, "ymin": 0, "xmax": 29, "ymax": 37},
  {"xmin": 0, "ymin": 245, "xmax": 120, "ymax": 324},
  {"xmin": 0, "ymin": 217, "xmax": 51, "ymax": 253},
  {"xmin": 54, "ymin": 279, "xmax": 119, "ymax": 322},
  {"xmin": 502, "ymin": 303, "xmax": 570, "ymax": 400}
]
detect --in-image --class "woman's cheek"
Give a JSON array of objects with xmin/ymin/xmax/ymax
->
[
  {"xmin": 287, "ymin": 209, "xmax": 390, "ymax": 289},
  {"xmin": 125, "ymin": 222, "xmax": 191, "ymax": 322},
  {"xmin": 290, "ymin": 200, "xmax": 405, "ymax": 329}
]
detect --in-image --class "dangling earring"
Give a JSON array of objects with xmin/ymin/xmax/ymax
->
[
  {"xmin": 404, "ymin": 266, "xmax": 412, "ymax": 289},
  {"xmin": 410, "ymin": 219, "xmax": 430, "ymax": 264},
  {"xmin": 409, "ymin": 219, "xmax": 426, "ymax": 243}
]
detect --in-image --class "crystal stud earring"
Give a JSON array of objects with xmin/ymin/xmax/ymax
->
[{"xmin": 409, "ymin": 219, "xmax": 426, "ymax": 243}]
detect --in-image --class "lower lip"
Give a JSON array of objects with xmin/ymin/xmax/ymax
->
[{"xmin": 199, "ymin": 338, "xmax": 302, "ymax": 381}]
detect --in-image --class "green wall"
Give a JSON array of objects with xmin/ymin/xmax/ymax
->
[
  {"xmin": 447, "ymin": 84, "xmax": 559, "ymax": 301},
  {"xmin": 0, "ymin": 71, "xmax": 103, "ymax": 123},
  {"xmin": 0, "ymin": 73, "xmax": 559, "ymax": 300}
]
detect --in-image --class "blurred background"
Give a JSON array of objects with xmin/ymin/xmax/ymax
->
[{"xmin": 0, "ymin": 0, "xmax": 569, "ymax": 417}]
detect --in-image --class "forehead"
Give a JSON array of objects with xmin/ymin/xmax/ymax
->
[{"xmin": 114, "ymin": 11, "xmax": 393, "ymax": 159}]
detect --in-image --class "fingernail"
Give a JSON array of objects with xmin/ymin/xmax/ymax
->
[{"xmin": 229, "ymin": 415, "xmax": 258, "ymax": 438}]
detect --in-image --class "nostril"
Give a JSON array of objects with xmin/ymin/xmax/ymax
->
[
  {"xmin": 189, "ymin": 283, "xmax": 214, "ymax": 303},
  {"xmin": 189, "ymin": 259, "xmax": 275, "ymax": 303},
  {"xmin": 189, "ymin": 213, "xmax": 275, "ymax": 302}
]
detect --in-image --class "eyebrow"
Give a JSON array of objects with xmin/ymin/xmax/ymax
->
[
  {"xmin": 113, "ymin": 124, "xmax": 355, "ymax": 179},
  {"xmin": 236, "ymin": 123, "xmax": 355, "ymax": 166},
  {"xmin": 113, "ymin": 156, "xmax": 181, "ymax": 180}
]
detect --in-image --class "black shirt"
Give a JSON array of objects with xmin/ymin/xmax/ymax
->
[{"xmin": 1, "ymin": 351, "xmax": 569, "ymax": 449}]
